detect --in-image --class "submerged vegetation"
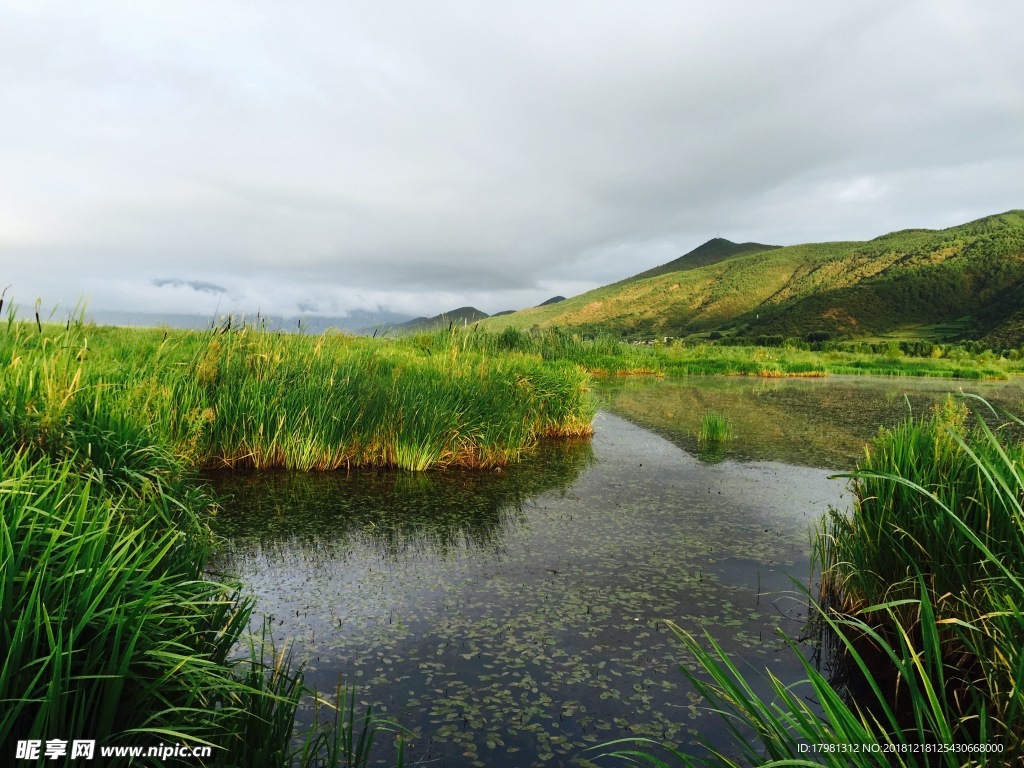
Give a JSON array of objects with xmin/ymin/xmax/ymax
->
[{"xmin": 609, "ymin": 396, "xmax": 1024, "ymax": 766}]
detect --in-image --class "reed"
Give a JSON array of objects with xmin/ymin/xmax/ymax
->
[
  {"xmin": 1, "ymin": 314, "xmax": 602, "ymax": 766},
  {"xmin": 414, "ymin": 323, "xmax": 661, "ymax": 375},
  {"xmin": 0, "ymin": 446, "xmax": 247, "ymax": 751},
  {"xmin": 0, "ymin": 446, "xmax": 406, "ymax": 766},
  {"xmin": 294, "ymin": 684, "xmax": 407, "ymax": 768},
  {"xmin": 0, "ymin": 320, "xmax": 598, "ymax": 473},
  {"xmin": 2, "ymin": 319, "xmax": 544, "ymax": 766},
  {"xmin": 697, "ymin": 411, "xmax": 733, "ymax": 444}
]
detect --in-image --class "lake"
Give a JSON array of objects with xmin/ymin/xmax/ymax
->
[{"xmin": 206, "ymin": 376, "xmax": 1024, "ymax": 767}]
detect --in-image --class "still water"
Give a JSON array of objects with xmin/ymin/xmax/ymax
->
[{"xmin": 207, "ymin": 376, "xmax": 1024, "ymax": 766}]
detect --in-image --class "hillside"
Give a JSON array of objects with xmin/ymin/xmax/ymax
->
[
  {"xmin": 481, "ymin": 211, "xmax": 1024, "ymax": 346},
  {"xmin": 396, "ymin": 306, "xmax": 489, "ymax": 332},
  {"xmin": 621, "ymin": 238, "xmax": 779, "ymax": 283}
]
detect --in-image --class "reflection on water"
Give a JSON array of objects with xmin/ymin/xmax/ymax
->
[
  {"xmin": 597, "ymin": 375, "xmax": 1024, "ymax": 469},
  {"xmin": 209, "ymin": 437, "xmax": 594, "ymax": 560},
  {"xmin": 207, "ymin": 376, "xmax": 1024, "ymax": 767},
  {"xmin": 209, "ymin": 420, "xmax": 836, "ymax": 765}
]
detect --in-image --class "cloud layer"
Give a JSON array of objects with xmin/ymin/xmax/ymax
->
[{"xmin": 2, "ymin": 1, "xmax": 1022, "ymax": 318}]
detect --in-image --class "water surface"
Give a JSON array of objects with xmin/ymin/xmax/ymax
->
[
  {"xmin": 598, "ymin": 375, "xmax": 1024, "ymax": 468},
  {"xmin": 207, "ymin": 375, "xmax": 1024, "ymax": 766}
]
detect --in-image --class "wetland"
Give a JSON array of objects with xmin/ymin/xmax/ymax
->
[{"xmin": 207, "ymin": 375, "xmax": 1024, "ymax": 766}]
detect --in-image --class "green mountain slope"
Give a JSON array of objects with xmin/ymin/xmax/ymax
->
[
  {"xmin": 396, "ymin": 306, "xmax": 489, "ymax": 332},
  {"xmin": 482, "ymin": 211, "xmax": 1024, "ymax": 345},
  {"xmin": 622, "ymin": 238, "xmax": 779, "ymax": 283}
]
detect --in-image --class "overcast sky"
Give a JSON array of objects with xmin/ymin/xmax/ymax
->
[{"xmin": 2, "ymin": 1, "xmax": 1022, "ymax": 321}]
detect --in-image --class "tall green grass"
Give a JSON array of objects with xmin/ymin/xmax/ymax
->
[
  {"xmin": 605, "ymin": 396, "xmax": 1024, "ymax": 766},
  {"xmin": 463, "ymin": 334, "xmax": 1023, "ymax": 380},
  {"xmin": 698, "ymin": 412, "xmax": 733, "ymax": 444},
  {"xmin": 0, "ymin": 442, "xmax": 406, "ymax": 766},
  {"xmin": 420, "ymin": 324, "xmax": 662, "ymax": 376},
  {"xmin": 1, "ymin": 314, "xmax": 607, "ymax": 765},
  {"xmin": 1, "ymin": 446, "xmax": 256, "ymax": 756},
  {"xmin": 0, "ymin": 320, "xmax": 597, "ymax": 473},
  {"xmin": 6, "ymin": 317, "xmax": 591, "ymax": 765}
]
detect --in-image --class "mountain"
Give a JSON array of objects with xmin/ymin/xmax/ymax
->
[
  {"xmin": 538, "ymin": 295, "xmax": 567, "ymax": 306},
  {"xmin": 395, "ymin": 306, "xmax": 490, "ymax": 332},
  {"xmin": 480, "ymin": 211, "xmax": 1024, "ymax": 346},
  {"xmin": 620, "ymin": 238, "xmax": 779, "ymax": 283}
]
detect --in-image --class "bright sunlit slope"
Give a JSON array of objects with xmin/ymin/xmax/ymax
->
[{"xmin": 483, "ymin": 210, "xmax": 1024, "ymax": 346}]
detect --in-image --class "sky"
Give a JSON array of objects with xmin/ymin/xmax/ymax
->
[{"xmin": 2, "ymin": 1, "xmax": 1023, "ymax": 322}]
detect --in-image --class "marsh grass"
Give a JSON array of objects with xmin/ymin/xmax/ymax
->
[
  {"xmin": 5, "ymin": 316, "xmax": 574, "ymax": 766},
  {"xmin": 223, "ymin": 638, "xmax": 407, "ymax": 768},
  {"xmin": 0, "ymin": 319, "xmax": 597, "ymax": 473},
  {"xmin": 604, "ymin": 395, "xmax": 1024, "ymax": 766},
  {"xmin": 465, "ymin": 334, "xmax": 1023, "ymax": 380},
  {"xmin": 295, "ymin": 684, "xmax": 407, "ymax": 768},
  {"xmin": 697, "ymin": 411, "xmax": 733, "ymax": 444},
  {"xmin": 0, "ymin": 446, "xmax": 248, "ymax": 753},
  {"xmin": 0, "ymin": 444, "xmax": 409, "ymax": 767},
  {"xmin": 1, "ymin": 313, "xmax": 616, "ymax": 765},
  {"xmin": 627, "ymin": 342, "xmax": 1022, "ymax": 380},
  {"xmin": 821, "ymin": 396, "xmax": 1023, "ymax": 614}
]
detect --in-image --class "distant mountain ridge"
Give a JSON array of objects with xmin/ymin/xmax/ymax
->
[
  {"xmin": 395, "ymin": 297, "xmax": 567, "ymax": 332},
  {"xmin": 480, "ymin": 210, "xmax": 1024, "ymax": 347},
  {"xmin": 395, "ymin": 306, "xmax": 489, "ymax": 332}
]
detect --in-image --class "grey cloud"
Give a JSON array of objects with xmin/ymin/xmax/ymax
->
[
  {"xmin": 1, "ymin": 1, "xmax": 1022, "ymax": 318},
  {"xmin": 153, "ymin": 278, "xmax": 227, "ymax": 295}
]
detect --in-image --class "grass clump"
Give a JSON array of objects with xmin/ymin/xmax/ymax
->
[
  {"xmin": 0, "ymin": 437, "xmax": 405, "ymax": 766},
  {"xmin": 420, "ymin": 323, "xmax": 662, "ymax": 376},
  {"xmin": 1, "ymin": 311, "xmax": 608, "ymax": 765},
  {"xmin": 0, "ymin": 444, "xmax": 276, "ymax": 759},
  {"xmin": 5, "ymin": 316, "xmax": 584, "ymax": 765},
  {"xmin": 697, "ymin": 411, "xmax": 733, "ymax": 444},
  {"xmin": 605, "ymin": 395, "xmax": 1024, "ymax": 766},
  {"xmin": 0, "ymin": 318, "xmax": 598, "ymax": 473}
]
